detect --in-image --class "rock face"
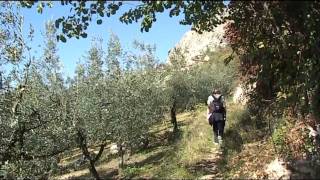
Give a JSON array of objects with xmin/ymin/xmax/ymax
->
[
  {"xmin": 167, "ymin": 23, "xmax": 227, "ymax": 66},
  {"xmin": 264, "ymin": 158, "xmax": 319, "ymax": 179},
  {"xmin": 233, "ymin": 84, "xmax": 248, "ymax": 105},
  {"xmin": 264, "ymin": 158, "xmax": 292, "ymax": 179}
]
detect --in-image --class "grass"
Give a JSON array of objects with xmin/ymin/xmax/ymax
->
[
  {"xmin": 215, "ymin": 101, "xmax": 276, "ymax": 179},
  {"xmin": 121, "ymin": 105, "xmax": 217, "ymax": 179},
  {"xmin": 55, "ymin": 104, "xmax": 218, "ymax": 179},
  {"xmin": 55, "ymin": 101, "xmax": 276, "ymax": 179}
]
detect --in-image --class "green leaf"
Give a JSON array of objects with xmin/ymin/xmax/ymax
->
[
  {"xmin": 21, "ymin": 1, "xmax": 34, "ymax": 8},
  {"xmin": 59, "ymin": 35, "xmax": 67, "ymax": 43},
  {"xmin": 81, "ymin": 33, "xmax": 88, "ymax": 38},
  {"xmin": 224, "ymin": 55, "xmax": 233, "ymax": 65},
  {"xmin": 82, "ymin": 16, "xmax": 89, "ymax": 22},
  {"xmin": 55, "ymin": 18, "xmax": 64, "ymax": 28},
  {"xmin": 257, "ymin": 41, "xmax": 265, "ymax": 48},
  {"xmin": 55, "ymin": 21, "xmax": 60, "ymax": 29},
  {"xmin": 97, "ymin": 19, "xmax": 103, "ymax": 25},
  {"xmin": 47, "ymin": 2, "xmax": 53, "ymax": 8},
  {"xmin": 37, "ymin": 3, "xmax": 44, "ymax": 14},
  {"xmin": 97, "ymin": 7, "xmax": 105, "ymax": 17},
  {"xmin": 158, "ymin": 6, "xmax": 164, "ymax": 12}
]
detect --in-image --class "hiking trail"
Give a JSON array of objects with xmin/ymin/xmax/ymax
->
[{"xmin": 198, "ymin": 146, "xmax": 224, "ymax": 179}]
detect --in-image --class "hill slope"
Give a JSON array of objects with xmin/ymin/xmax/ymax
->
[
  {"xmin": 55, "ymin": 101, "xmax": 278, "ymax": 179},
  {"xmin": 167, "ymin": 23, "xmax": 227, "ymax": 66}
]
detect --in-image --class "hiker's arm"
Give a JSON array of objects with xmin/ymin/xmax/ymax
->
[
  {"xmin": 222, "ymin": 96, "xmax": 226, "ymax": 120},
  {"xmin": 207, "ymin": 96, "xmax": 213, "ymax": 119},
  {"xmin": 207, "ymin": 96, "xmax": 213, "ymax": 114}
]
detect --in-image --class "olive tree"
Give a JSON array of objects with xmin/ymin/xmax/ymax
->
[
  {"xmin": 105, "ymin": 39, "xmax": 167, "ymax": 167},
  {"xmin": 67, "ymin": 38, "xmax": 109, "ymax": 179},
  {"xmin": 0, "ymin": 20, "xmax": 71, "ymax": 178}
]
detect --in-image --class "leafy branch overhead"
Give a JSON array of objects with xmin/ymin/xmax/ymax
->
[{"xmin": 19, "ymin": 1, "xmax": 225, "ymax": 42}]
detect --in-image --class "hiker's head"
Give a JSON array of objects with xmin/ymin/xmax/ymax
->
[{"xmin": 212, "ymin": 88, "xmax": 221, "ymax": 95}]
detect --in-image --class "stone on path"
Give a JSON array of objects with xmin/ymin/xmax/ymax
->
[{"xmin": 199, "ymin": 147, "xmax": 223, "ymax": 179}]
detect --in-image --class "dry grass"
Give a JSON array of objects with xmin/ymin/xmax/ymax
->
[
  {"xmin": 223, "ymin": 139, "xmax": 275, "ymax": 179},
  {"xmin": 121, "ymin": 106, "xmax": 219, "ymax": 179},
  {"xmin": 54, "ymin": 106, "xmax": 219, "ymax": 179},
  {"xmin": 54, "ymin": 102, "xmax": 278, "ymax": 179},
  {"xmin": 215, "ymin": 101, "xmax": 277, "ymax": 179}
]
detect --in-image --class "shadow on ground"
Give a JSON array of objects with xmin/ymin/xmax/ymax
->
[
  {"xmin": 213, "ymin": 128, "xmax": 244, "ymax": 178},
  {"xmin": 127, "ymin": 149, "xmax": 169, "ymax": 168},
  {"xmin": 223, "ymin": 129, "xmax": 244, "ymax": 153},
  {"xmin": 187, "ymin": 158, "xmax": 219, "ymax": 176},
  {"xmin": 65, "ymin": 126, "xmax": 185, "ymax": 179},
  {"xmin": 66, "ymin": 168, "xmax": 118, "ymax": 180}
]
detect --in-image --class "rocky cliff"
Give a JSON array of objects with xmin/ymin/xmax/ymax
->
[{"xmin": 167, "ymin": 23, "xmax": 227, "ymax": 66}]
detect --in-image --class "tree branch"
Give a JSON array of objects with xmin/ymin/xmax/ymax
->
[{"xmin": 93, "ymin": 142, "xmax": 107, "ymax": 163}]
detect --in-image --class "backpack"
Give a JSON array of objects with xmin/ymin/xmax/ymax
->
[
  {"xmin": 208, "ymin": 95, "xmax": 225, "ymax": 123},
  {"xmin": 211, "ymin": 95, "xmax": 224, "ymax": 113}
]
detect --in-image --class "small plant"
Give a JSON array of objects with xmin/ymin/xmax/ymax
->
[
  {"xmin": 122, "ymin": 166, "xmax": 143, "ymax": 178},
  {"xmin": 272, "ymin": 120, "xmax": 292, "ymax": 160}
]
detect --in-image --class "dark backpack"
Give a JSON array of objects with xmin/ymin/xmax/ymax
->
[
  {"xmin": 211, "ymin": 95, "xmax": 224, "ymax": 113},
  {"xmin": 208, "ymin": 95, "xmax": 225, "ymax": 125}
]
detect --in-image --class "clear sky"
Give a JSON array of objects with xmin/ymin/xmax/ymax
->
[{"xmin": 20, "ymin": 1, "xmax": 192, "ymax": 77}]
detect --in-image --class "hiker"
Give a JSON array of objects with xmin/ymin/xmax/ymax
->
[{"xmin": 207, "ymin": 89, "xmax": 226, "ymax": 144}]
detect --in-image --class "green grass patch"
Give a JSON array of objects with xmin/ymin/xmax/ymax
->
[
  {"xmin": 120, "ymin": 102, "xmax": 256, "ymax": 179},
  {"xmin": 121, "ymin": 106, "xmax": 218, "ymax": 179},
  {"xmin": 57, "ymin": 101, "xmax": 257, "ymax": 179}
]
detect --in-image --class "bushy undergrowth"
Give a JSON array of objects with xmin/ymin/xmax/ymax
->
[
  {"xmin": 272, "ymin": 119, "xmax": 294, "ymax": 159},
  {"xmin": 272, "ymin": 117, "xmax": 320, "ymax": 163}
]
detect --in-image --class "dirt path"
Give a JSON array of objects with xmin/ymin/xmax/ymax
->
[{"xmin": 196, "ymin": 146, "xmax": 224, "ymax": 179}]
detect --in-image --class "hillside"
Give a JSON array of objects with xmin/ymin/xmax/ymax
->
[
  {"xmin": 53, "ymin": 98, "xmax": 320, "ymax": 179},
  {"xmin": 167, "ymin": 23, "xmax": 227, "ymax": 66},
  {"xmin": 3, "ymin": 2, "xmax": 320, "ymax": 179},
  {"xmin": 53, "ymin": 101, "xmax": 277, "ymax": 179}
]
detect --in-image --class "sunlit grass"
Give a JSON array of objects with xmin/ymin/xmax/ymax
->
[
  {"xmin": 121, "ymin": 105, "xmax": 217, "ymax": 179},
  {"xmin": 56, "ymin": 101, "xmax": 273, "ymax": 179}
]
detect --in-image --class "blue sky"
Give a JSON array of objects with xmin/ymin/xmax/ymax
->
[
  {"xmin": 21, "ymin": 1, "xmax": 229, "ymax": 77},
  {"xmin": 21, "ymin": 1, "xmax": 192, "ymax": 77}
]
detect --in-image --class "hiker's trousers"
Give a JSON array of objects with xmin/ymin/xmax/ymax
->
[{"xmin": 213, "ymin": 120, "xmax": 225, "ymax": 138}]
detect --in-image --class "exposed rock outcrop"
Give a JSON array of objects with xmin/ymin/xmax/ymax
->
[
  {"xmin": 264, "ymin": 158, "xmax": 291, "ymax": 179},
  {"xmin": 167, "ymin": 23, "xmax": 227, "ymax": 66}
]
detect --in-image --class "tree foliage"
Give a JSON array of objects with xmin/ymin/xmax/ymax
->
[
  {"xmin": 0, "ymin": 19, "xmax": 237, "ymax": 177},
  {"xmin": 224, "ymin": 1, "xmax": 320, "ymax": 124},
  {"xmin": 0, "ymin": 19, "xmax": 71, "ymax": 178},
  {"xmin": 19, "ymin": 1, "xmax": 225, "ymax": 42},
  {"xmin": 18, "ymin": 0, "xmax": 319, "ymax": 125},
  {"xmin": 7, "ymin": 0, "xmax": 320, "ymax": 178}
]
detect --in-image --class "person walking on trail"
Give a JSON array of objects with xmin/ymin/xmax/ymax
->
[{"xmin": 207, "ymin": 89, "xmax": 226, "ymax": 144}]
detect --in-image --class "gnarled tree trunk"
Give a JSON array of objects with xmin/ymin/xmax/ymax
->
[
  {"xmin": 77, "ymin": 130, "xmax": 102, "ymax": 180},
  {"xmin": 170, "ymin": 99, "xmax": 178, "ymax": 132}
]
